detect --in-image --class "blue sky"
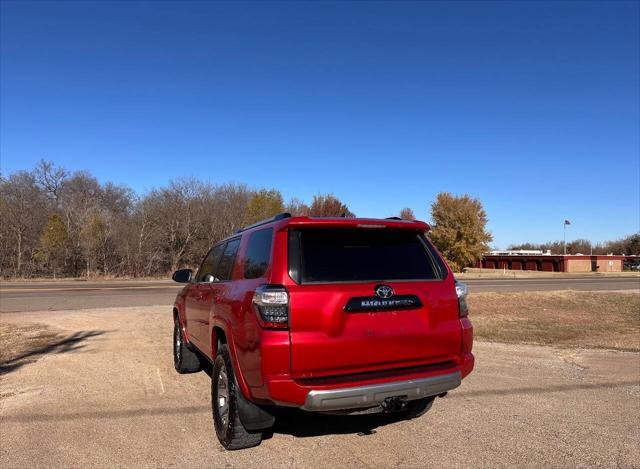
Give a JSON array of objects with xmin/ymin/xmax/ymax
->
[{"xmin": 1, "ymin": 1, "xmax": 638, "ymax": 248}]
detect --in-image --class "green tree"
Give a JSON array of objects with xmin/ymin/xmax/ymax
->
[
  {"xmin": 37, "ymin": 212, "xmax": 71, "ymax": 278},
  {"xmin": 309, "ymin": 194, "xmax": 355, "ymax": 217},
  {"xmin": 428, "ymin": 192, "xmax": 492, "ymax": 271},
  {"xmin": 81, "ymin": 210, "xmax": 114, "ymax": 276},
  {"xmin": 244, "ymin": 189, "xmax": 285, "ymax": 225}
]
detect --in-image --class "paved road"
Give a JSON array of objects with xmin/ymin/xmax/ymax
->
[
  {"xmin": 464, "ymin": 276, "xmax": 640, "ymax": 292},
  {"xmin": 1, "ymin": 307, "xmax": 638, "ymax": 468},
  {"xmin": 0, "ymin": 276, "xmax": 638, "ymax": 312},
  {"xmin": 0, "ymin": 280, "xmax": 182, "ymax": 313}
]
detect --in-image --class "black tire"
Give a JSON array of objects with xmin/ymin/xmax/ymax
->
[
  {"xmin": 405, "ymin": 396, "xmax": 435, "ymax": 419},
  {"xmin": 212, "ymin": 344, "xmax": 263, "ymax": 450},
  {"xmin": 173, "ymin": 319, "xmax": 201, "ymax": 374}
]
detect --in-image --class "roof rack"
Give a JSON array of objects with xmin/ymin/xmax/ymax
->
[
  {"xmin": 385, "ymin": 217, "xmax": 403, "ymax": 220},
  {"xmin": 236, "ymin": 212, "xmax": 291, "ymax": 233}
]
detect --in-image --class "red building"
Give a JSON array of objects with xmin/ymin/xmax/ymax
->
[{"xmin": 478, "ymin": 251, "xmax": 631, "ymax": 273}]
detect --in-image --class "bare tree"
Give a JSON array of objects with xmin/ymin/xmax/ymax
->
[
  {"xmin": 0, "ymin": 171, "xmax": 49, "ymax": 276},
  {"xmin": 285, "ymin": 198, "xmax": 310, "ymax": 216},
  {"xmin": 1, "ymin": 170, "xmax": 362, "ymax": 278},
  {"xmin": 511, "ymin": 233, "xmax": 640, "ymax": 255},
  {"xmin": 205, "ymin": 183, "xmax": 251, "ymax": 245},
  {"xmin": 399, "ymin": 207, "xmax": 415, "ymax": 220},
  {"xmin": 33, "ymin": 160, "xmax": 68, "ymax": 206}
]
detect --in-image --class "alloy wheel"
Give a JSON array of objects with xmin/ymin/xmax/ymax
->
[
  {"xmin": 174, "ymin": 323, "xmax": 181, "ymax": 362},
  {"xmin": 216, "ymin": 363, "xmax": 230, "ymax": 427}
]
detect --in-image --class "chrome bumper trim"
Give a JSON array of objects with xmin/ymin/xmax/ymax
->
[{"xmin": 302, "ymin": 371, "xmax": 461, "ymax": 411}]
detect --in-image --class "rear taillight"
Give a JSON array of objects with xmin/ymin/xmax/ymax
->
[
  {"xmin": 253, "ymin": 285, "xmax": 289, "ymax": 329},
  {"xmin": 455, "ymin": 281, "xmax": 469, "ymax": 318}
]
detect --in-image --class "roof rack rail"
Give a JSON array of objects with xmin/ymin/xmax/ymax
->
[
  {"xmin": 385, "ymin": 216, "xmax": 403, "ymax": 220},
  {"xmin": 236, "ymin": 212, "xmax": 291, "ymax": 233}
]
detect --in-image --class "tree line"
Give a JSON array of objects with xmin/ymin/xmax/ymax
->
[
  {"xmin": 1, "ymin": 161, "xmax": 496, "ymax": 278},
  {"xmin": 0, "ymin": 161, "xmax": 358, "ymax": 278},
  {"xmin": 508, "ymin": 235, "xmax": 639, "ymax": 256},
  {"xmin": 6, "ymin": 160, "xmax": 634, "ymax": 279}
]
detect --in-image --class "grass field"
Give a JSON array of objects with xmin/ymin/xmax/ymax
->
[{"xmin": 468, "ymin": 291, "xmax": 640, "ymax": 351}]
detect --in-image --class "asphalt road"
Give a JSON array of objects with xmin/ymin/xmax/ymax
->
[
  {"xmin": 1, "ymin": 306, "xmax": 638, "ymax": 468},
  {"xmin": 0, "ymin": 276, "xmax": 638, "ymax": 312},
  {"xmin": 0, "ymin": 280, "xmax": 182, "ymax": 313}
]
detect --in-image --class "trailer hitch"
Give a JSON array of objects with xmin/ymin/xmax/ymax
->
[{"xmin": 381, "ymin": 396, "xmax": 408, "ymax": 413}]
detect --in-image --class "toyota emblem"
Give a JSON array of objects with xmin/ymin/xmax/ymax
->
[{"xmin": 375, "ymin": 285, "xmax": 394, "ymax": 299}]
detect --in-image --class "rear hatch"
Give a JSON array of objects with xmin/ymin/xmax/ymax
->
[{"xmin": 286, "ymin": 227, "xmax": 461, "ymax": 380}]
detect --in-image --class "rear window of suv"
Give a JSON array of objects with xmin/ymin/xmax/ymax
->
[{"xmin": 289, "ymin": 228, "xmax": 441, "ymax": 283}]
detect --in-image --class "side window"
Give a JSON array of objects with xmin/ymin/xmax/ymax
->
[
  {"xmin": 196, "ymin": 244, "xmax": 225, "ymax": 282},
  {"xmin": 244, "ymin": 228, "xmax": 273, "ymax": 279},
  {"xmin": 215, "ymin": 238, "xmax": 241, "ymax": 281}
]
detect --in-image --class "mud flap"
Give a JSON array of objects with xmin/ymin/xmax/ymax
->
[{"xmin": 235, "ymin": 379, "xmax": 276, "ymax": 431}]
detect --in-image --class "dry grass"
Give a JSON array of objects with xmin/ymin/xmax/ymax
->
[
  {"xmin": 468, "ymin": 291, "xmax": 640, "ymax": 351},
  {"xmin": 0, "ymin": 322, "xmax": 61, "ymax": 365}
]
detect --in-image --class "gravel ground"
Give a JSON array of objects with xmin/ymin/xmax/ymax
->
[{"xmin": 1, "ymin": 306, "xmax": 639, "ymax": 468}]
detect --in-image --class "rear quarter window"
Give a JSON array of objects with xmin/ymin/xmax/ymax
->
[
  {"xmin": 215, "ymin": 238, "xmax": 241, "ymax": 281},
  {"xmin": 244, "ymin": 228, "xmax": 273, "ymax": 279}
]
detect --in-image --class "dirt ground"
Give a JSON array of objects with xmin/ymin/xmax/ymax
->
[
  {"xmin": 0, "ymin": 322, "xmax": 61, "ymax": 370},
  {"xmin": 1, "ymin": 305, "xmax": 639, "ymax": 468}
]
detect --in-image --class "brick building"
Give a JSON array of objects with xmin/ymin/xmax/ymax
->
[{"xmin": 477, "ymin": 250, "xmax": 630, "ymax": 273}]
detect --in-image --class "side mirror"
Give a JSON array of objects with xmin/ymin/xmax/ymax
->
[{"xmin": 172, "ymin": 269, "xmax": 192, "ymax": 283}]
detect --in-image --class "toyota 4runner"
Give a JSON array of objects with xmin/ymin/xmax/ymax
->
[{"xmin": 172, "ymin": 213, "xmax": 474, "ymax": 449}]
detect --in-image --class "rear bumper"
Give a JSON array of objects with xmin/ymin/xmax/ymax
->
[
  {"xmin": 301, "ymin": 371, "xmax": 461, "ymax": 411},
  {"xmin": 248, "ymin": 352, "xmax": 474, "ymax": 409}
]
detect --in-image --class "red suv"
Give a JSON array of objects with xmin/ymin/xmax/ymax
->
[{"xmin": 172, "ymin": 214, "xmax": 474, "ymax": 449}]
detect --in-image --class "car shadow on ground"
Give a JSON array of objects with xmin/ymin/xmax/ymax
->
[
  {"xmin": 200, "ymin": 358, "xmax": 640, "ymax": 440},
  {"xmin": 266, "ymin": 407, "xmax": 411, "ymax": 438},
  {"xmin": 266, "ymin": 375, "xmax": 640, "ymax": 438},
  {"xmin": 0, "ymin": 330, "xmax": 106, "ymax": 376},
  {"xmin": 200, "ymin": 361, "xmax": 420, "ymax": 439}
]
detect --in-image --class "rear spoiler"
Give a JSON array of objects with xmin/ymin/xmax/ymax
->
[{"xmin": 275, "ymin": 216, "xmax": 430, "ymax": 232}]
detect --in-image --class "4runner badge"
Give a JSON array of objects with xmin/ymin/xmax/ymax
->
[{"xmin": 375, "ymin": 285, "xmax": 394, "ymax": 299}]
